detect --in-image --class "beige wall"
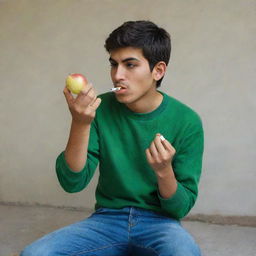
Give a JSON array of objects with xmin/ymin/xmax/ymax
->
[{"xmin": 0, "ymin": 0, "xmax": 255, "ymax": 216}]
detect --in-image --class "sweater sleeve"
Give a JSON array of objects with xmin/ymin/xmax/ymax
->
[
  {"xmin": 55, "ymin": 120, "xmax": 100, "ymax": 193},
  {"xmin": 158, "ymin": 126, "xmax": 204, "ymax": 219}
]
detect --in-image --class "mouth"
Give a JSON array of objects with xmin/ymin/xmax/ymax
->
[
  {"xmin": 114, "ymin": 83, "xmax": 127, "ymax": 89},
  {"xmin": 110, "ymin": 83, "xmax": 128, "ymax": 94}
]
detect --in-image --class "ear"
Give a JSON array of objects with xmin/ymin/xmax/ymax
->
[{"xmin": 152, "ymin": 61, "xmax": 167, "ymax": 81}]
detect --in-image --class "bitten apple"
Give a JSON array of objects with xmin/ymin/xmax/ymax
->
[{"xmin": 66, "ymin": 73, "xmax": 88, "ymax": 94}]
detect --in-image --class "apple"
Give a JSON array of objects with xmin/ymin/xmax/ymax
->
[{"xmin": 66, "ymin": 73, "xmax": 88, "ymax": 94}]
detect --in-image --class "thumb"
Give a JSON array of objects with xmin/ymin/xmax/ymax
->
[{"xmin": 63, "ymin": 87, "xmax": 74, "ymax": 106}]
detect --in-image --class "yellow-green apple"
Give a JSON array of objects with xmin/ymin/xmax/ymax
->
[{"xmin": 66, "ymin": 73, "xmax": 88, "ymax": 94}]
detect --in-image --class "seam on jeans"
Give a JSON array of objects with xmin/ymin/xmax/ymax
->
[
  {"xmin": 70, "ymin": 243, "xmax": 127, "ymax": 256},
  {"xmin": 128, "ymin": 224, "xmax": 131, "ymax": 241},
  {"xmin": 132, "ymin": 244, "xmax": 159, "ymax": 256},
  {"xmin": 128, "ymin": 208, "xmax": 132, "ymax": 241}
]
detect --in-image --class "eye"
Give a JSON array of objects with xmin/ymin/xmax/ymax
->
[
  {"xmin": 110, "ymin": 61, "xmax": 117, "ymax": 67},
  {"xmin": 126, "ymin": 62, "xmax": 136, "ymax": 68}
]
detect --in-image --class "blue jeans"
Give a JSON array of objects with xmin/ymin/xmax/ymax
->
[{"xmin": 20, "ymin": 207, "xmax": 201, "ymax": 256}]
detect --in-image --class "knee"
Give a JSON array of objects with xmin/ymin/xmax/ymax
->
[
  {"xmin": 20, "ymin": 243, "xmax": 56, "ymax": 256},
  {"xmin": 20, "ymin": 245, "xmax": 41, "ymax": 256},
  {"xmin": 158, "ymin": 233, "xmax": 201, "ymax": 256},
  {"xmin": 20, "ymin": 246, "xmax": 33, "ymax": 256},
  {"xmin": 172, "ymin": 243, "xmax": 201, "ymax": 256}
]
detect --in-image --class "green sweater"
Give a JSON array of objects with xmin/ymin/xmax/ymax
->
[{"xmin": 56, "ymin": 91, "xmax": 204, "ymax": 219}]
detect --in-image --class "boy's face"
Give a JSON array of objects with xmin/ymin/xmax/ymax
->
[{"xmin": 109, "ymin": 47, "xmax": 160, "ymax": 112}]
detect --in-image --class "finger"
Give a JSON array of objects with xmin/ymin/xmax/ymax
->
[
  {"xmin": 86, "ymin": 89, "xmax": 97, "ymax": 106},
  {"xmin": 149, "ymin": 141, "xmax": 159, "ymax": 159},
  {"xmin": 63, "ymin": 87, "xmax": 74, "ymax": 106},
  {"xmin": 76, "ymin": 83, "xmax": 93, "ymax": 99},
  {"xmin": 156, "ymin": 133, "xmax": 174, "ymax": 152},
  {"xmin": 145, "ymin": 148, "xmax": 153, "ymax": 164},
  {"xmin": 76, "ymin": 83, "xmax": 94, "ymax": 105},
  {"xmin": 89, "ymin": 97, "xmax": 101, "ymax": 110},
  {"xmin": 162, "ymin": 139, "xmax": 175, "ymax": 153},
  {"xmin": 87, "ymin": 87, "xmax": 97, "ymax": 101},
  {"xmin": 154, "ymin": 134, "xmax": 167, "ymax": 155},
  {"xmin": 159, "ymin": 135, "xmax": 166, "ymax": 142}
]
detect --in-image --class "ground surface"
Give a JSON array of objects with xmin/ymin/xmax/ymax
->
[{"xmin": 1, "ymin": 204, "xmax": 255, "ymax": 256}]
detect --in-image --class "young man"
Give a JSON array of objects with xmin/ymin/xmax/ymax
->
[{"xmin": 21, "ymin": 20, "xmax": 204, "ymax": 256}]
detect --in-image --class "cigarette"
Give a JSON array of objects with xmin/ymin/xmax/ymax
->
[
  {"xmin": 160, "ymin": 135, "xmax": 166, "ymax": 141},
  {"xmin": 110, "ymin": 87, "xmax": 121, "ymax": 92}
]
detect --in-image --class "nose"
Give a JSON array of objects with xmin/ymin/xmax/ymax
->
[{"xmin": 112, "ymin": 65, "xmax": 125, "ymax": 82}]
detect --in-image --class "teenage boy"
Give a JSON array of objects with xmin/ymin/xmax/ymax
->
[{"xmin": 21, "ymin": 20, "xmax": 204, "ymax": 256}]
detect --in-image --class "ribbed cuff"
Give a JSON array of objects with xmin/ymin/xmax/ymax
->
[
  {"xmin": 56, "ymin": 152, "xmax": 85, "ymax": 177},
  {"xmin": 158, "ymin": 182, "xmax": 189, "ymax": 219}
]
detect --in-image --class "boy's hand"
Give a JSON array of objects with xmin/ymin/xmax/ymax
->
[
  {"xmin": 145, "ymin": 134, "xmax": 176, "ymax": 177},
  {"xmin": 63, "ymin": 83, "xmax": 101, "ymax": 125}
]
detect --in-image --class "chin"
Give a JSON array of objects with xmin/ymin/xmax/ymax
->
[
  {"xmin": 114, "ymin": 94, "xmax": 132, "ymax": 104},
  {"xmin": 116, "ymin": 93, "xmax": 145, "ymax": 108},
  {"xmin": 115, "ymin": 97, "xmax": 130, "ymax": 104}
]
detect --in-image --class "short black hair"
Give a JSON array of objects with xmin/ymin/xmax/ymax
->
[{"xmin": 104, "ymin": 20, "xmax": 171, "ymax": 87}]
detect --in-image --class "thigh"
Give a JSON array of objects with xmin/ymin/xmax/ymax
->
[
  {"xmin": 20, "ymin": 209, "xmax": 129, "ymax": 256},
  {"xmin": 131, "ymin": 214, "xmax": 201, "ymax": 256}
]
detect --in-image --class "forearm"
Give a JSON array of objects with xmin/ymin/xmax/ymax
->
[
  {"xmin": 156, "ymin": 165, "xmax": 177, "ymax": 199},
  {"xmin": 64, "ymin": 120, "xmax": 91, "ymax": 172}
]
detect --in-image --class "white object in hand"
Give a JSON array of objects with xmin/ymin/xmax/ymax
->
[
  {"xmin": 110, "ymin": 87, "xmax": 121, "ymax": 92},
  {"xmin": 160, "ymin": 135, "xmax": 166, "ymax": 141}
]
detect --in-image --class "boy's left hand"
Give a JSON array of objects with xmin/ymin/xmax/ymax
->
[{"xmin": 145, "ymin": 134, "xmax": 176, "ymax": 176}]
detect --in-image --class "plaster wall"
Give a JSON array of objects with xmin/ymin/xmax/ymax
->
[{"xmin": 0, "ymin": 0, "xmax": 255, "ymax": 216}]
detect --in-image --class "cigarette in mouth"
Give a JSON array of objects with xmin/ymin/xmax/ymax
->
[
  {"xmin": 160, "ymin": 135, "xmax": 166, "ymax": 142},
  {"xmin": 110, "ymin": 87, "xmax": 121, "ymax": 92}
]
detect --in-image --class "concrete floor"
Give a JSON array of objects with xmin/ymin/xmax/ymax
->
[{"xmin": 1, "ymin": 204, "xmax": 256, "ymax": 256}]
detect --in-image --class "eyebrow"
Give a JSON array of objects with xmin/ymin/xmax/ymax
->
[{"xmin": 109, "ymin": 57, "xmax": 140, "ymax": 63}]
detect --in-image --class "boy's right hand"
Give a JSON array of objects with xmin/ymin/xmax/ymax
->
[{"xmin": 63, "ymin": 83, "xmax": 101, "ymax": 125}]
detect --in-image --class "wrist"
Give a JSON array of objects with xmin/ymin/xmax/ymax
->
[
  {"xmin": 70, "ymin": 120, "xmax": 91, "ymax": 138},
  {"xmin": 71, "ymin": 119, "xmax": 91, "ymax": 129},
  {"xmin": 155, "ymin": 166, "xmax": 175, "ymax": 180},
  {"xmin": 157, "ymin": 169, "xmax": 177, "ymax": 199}
]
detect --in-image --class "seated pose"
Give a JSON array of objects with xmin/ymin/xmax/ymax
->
[{"xmin": 21, "ymin": 20, "xmax": 204, "ymax": 256}]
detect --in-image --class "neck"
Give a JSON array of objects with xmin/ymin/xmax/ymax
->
[{"xmin": 126, "ymin": 90, "xmax": 163, "ymax": 113}]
